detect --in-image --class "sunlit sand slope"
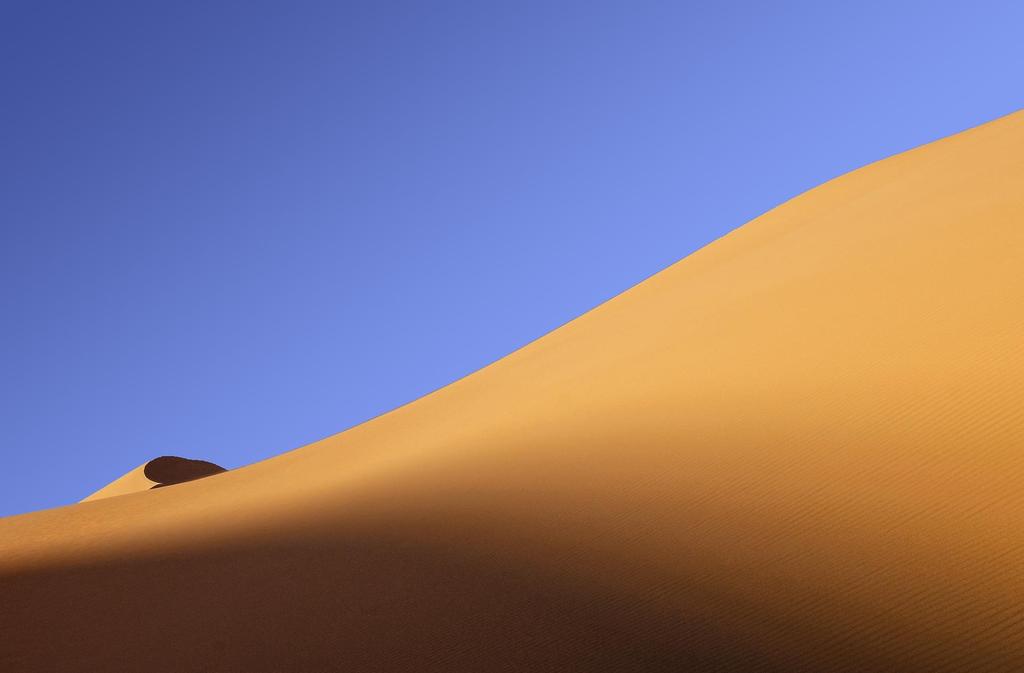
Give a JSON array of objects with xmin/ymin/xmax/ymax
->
[{"xmin": 2, "ymin": 111, "xmax": 1024, "ymax": 672}]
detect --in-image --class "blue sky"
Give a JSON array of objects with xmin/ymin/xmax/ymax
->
[{"xmin": 2, "ymin": 1, "xmax": 1022, "ymax": 516}]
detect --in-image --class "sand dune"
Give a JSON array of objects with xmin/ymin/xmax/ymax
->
[
  {"xmin": 81, "ymin": 456, "xmax": 227, "ymax": 502},
  {"xmin": 3, "ymin": 111, "xmax": 1024, "ymax": 671}
]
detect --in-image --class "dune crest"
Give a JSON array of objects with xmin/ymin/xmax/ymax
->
[
  {"xmin": 81, "ymin": 456, "xmax": 226, "ymax": 502},
  {"xmin": 3, "ymin": 111, "xmax": 1024, "ymax": 671}
]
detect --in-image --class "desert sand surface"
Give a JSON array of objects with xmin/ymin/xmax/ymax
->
[{"xmin": 3, "ymin": 111, "xmax": 1024, "ymax": 672}]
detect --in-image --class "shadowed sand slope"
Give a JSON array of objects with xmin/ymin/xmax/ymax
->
[
  {"xmin": 3, "ymin": 111, "xmax": 1024, "ymax": 672},
  {"xmin": 81, "ymin": 456, "xmax": 227, "ymax": 502}
]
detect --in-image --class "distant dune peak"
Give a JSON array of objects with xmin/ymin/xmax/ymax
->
[
  {"xmin": 80, "ymin": 455, "xmax": 227, "ymax": 502},
  {"xmin": 143, "ymin": 456, "xmax": 226, "ymax": 489}
]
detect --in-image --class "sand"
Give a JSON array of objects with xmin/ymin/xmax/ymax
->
[
  {"xmin": 81, "ymin": 456, "xmax": 226, "ymax": 502},
  {"xmin": 2, "ymin": 110, "xmax": 1024, "ymax": 672}
]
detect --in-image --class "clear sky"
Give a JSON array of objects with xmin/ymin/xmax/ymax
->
[{"xmin": 2, "ymin": 1, "xmax": 1022, "ymax": 517}]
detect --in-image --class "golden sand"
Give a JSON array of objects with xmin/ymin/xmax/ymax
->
[{"xmin": 2, "ymin": 111, "xmax": 1023, "ymax": 671}]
